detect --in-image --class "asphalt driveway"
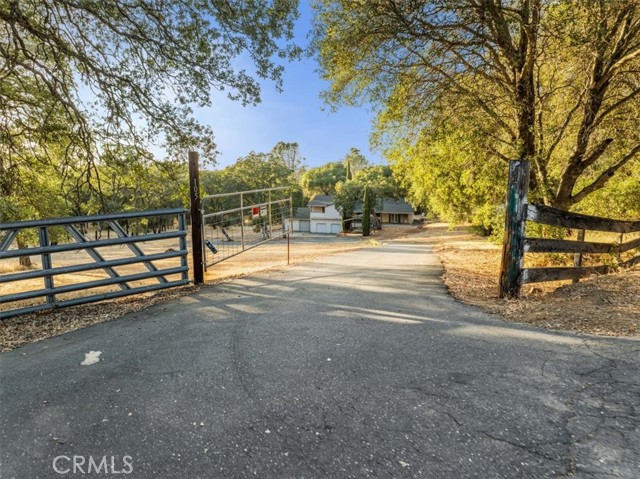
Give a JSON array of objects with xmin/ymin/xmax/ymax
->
[{"xmin": 1, "ymin": 240, "xmax": 638, "ymax": 478}]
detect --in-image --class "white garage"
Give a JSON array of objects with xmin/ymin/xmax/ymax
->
[
  {"xmin": 308, "ymin": 195, "xmax": 344, "ymax": 234},
  {"xmin": 291, "ymin": 208, "xmax": 311, "ymax": 233}
]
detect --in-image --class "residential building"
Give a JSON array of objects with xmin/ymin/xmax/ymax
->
[
  {"xmin": 308, "ymin": 195, "xmax": 343, "ymax": 234},
  {"xmin": 291, "ymin": 207, "xmax": 311, "ymax": 232}
]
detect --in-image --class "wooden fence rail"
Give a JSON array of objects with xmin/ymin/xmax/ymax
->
[
  {"xmin": 499, "ymin": 160, "xmax": 640, "ymax": 298},
  {"xmin": 526, "ymin": 203, "xmax": 640, "ymax": 233}
]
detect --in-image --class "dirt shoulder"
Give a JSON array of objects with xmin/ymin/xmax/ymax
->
[{"xmin": 427, "ymin": 223, "xmax": 640, "ymax": 337}]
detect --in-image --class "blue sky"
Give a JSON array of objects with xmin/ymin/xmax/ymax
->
[{"xmin": 196, "ymin": 4, "xmax": 383, "ymax": 170}]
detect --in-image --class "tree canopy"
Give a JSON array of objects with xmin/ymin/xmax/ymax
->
[
  {"xmin": 343, "ymin": 147, "xmax": 368, "ymax": 178},
  {"xmin": 0, "ymin": 0, "xmax": 301, "ymax": 226},
  {"xmin": 312, "ymin": 1, "xmax": 640, "ymax": 219},
  {"xmin": 300, "ymin": 161, "xmax": 346, "ymax": 196},
  {"xmin": 334, "ymin": 165, "xmax": 405, "ymax": 232},
  {"xmin": 202, "ymin": 148, "xmax": 295, "ymax": 195},
  {"xmin": 1, "ymin": 0, "xmax": 301, "ymax": 166},
  {"xmin": 200, "ymin": 142, "xmax": 305, "ymax": 210}
]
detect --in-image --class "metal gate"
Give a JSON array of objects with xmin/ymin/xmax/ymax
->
[
  {"xmin": 0, "ymin": 209, "xmax": 189, "ymax": 319},
  {"xmin": 201, "ymin": 187, "xmax": 292, "ymax": 270}
]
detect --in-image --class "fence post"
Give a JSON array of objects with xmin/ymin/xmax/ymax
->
[
  {"xmin": 572, "ymin": 229, "xmax": 585, "ymax": 283},
  {"xmin": 268, "ymin": 190, "xmax": 273, "ymax": 238},
  {"xmin": 240, "ymin": 192, "xmax": 245, "ymax": 251},
  {"xmin": 499, "ymin": 160, "xmax": 530, "ymax": 298},
  {"xmin": 617, "ymin": 232, "xmax": 624, "ymax": 263},
  {"xmin": 189, "ymin": 151, "xmax": 204, "ymax": 285},
  {"xmin": 39, "ymin": 226, "xmax": 55, "ymax": 306},
  {"xmin": 288, "ymin": 194, "xmax": 293, "ymax": 265}
]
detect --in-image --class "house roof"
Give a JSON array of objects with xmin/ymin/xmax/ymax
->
[
  {"xmin": 293, "ymin": 207, "xmax": 310, "ymax": 220},
  {"xmin": 308, "ymin": 195, "xmax": 335, "ymax": 207},
  {"xmin": 354, "ymin": 197, "xmax": 414, "ymax": 214},
  {"xmin": 381, "ymin": 198, "xmax": 414, "ymax": 214}
]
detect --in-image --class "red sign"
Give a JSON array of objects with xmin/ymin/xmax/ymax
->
[{"xmin": 252, "ymin": 206, "xmax": 259, "ymax": 216}]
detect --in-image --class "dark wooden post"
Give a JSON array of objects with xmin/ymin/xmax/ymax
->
[
  {"xmin": 572, "ymin": 229, "xmax": 585, "ymax": 283},
  {"xmin": 189, "ymin": 151, "xmax": 204, "ymax": 285},
  {"xmin": 499, "ymin": 160, "xmax": 530, "ymax": 298}
]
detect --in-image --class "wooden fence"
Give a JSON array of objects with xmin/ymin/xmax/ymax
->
[{"xmin": 499, "ymin": 160, "xmax": 640, "ymax": 298}]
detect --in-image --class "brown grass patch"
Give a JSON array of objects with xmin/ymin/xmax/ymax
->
[{"xmin": 434, "ymin": 225, "xmax": 640, "ymax": 337}]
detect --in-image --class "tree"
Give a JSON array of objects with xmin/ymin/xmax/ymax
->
[
  {"xmin": 0, "ymin": 69, "xmax": 80, "ymax": 262},
  {"xmin": 271, "ymin": 141, "xmax": 306, "ymax": 179},
  {"xmin": 202, "ymin": 151, "xmax": 293, "ymax": 195},
  {"xmin": 312, "ymin": 1, "xmax": 640, "ymax": 211},
  {"xmin": 98, "ymin": 148, "xmax": 187, "ymax": 215},
  {"xmin": 200, "ymin": 142, "xmax": 302, "ymax": 214},
  {"xmin": 343, "ymin": 148, "xmax": 368, "ymax": 177},
  {"xmin": 0, "ymin": 58, "xmax": 89, "ymax": 219},
  {"xmin": 300, "ymin": 161, "xmax": 346, "ymax": 196},
  {"xmin": 352, "ymin": 166, "xmax": 403, "ymax": 201},
  {"xmin": 334, "ymin": 180, "xmax": 361, "ymax": 231},
  {"xmin": 333, "ymin": 165, "xmax": 405, "ymax": 232},
  {"xmin": 389, "ymin": 124, "xmax": 507, "ymax": 236},
  {"xmin": 362, "ymin": 185, "xmax": 371, "ymax": 237},
  {"xmin": 1, "ymin": 0, "xmax": 301, "ymax": 167}
]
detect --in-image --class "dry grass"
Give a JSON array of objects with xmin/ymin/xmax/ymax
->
[
  {"xmin": 204, "ymin": 237, "xmax": 366, "ymax": 281},
  {"xmin": 432, "ymin": 224, "xmax": 640, "ymax": 337}
]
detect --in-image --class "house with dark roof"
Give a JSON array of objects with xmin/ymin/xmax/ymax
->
[
  {"xmin": 379, "ymin": 198, "xmax": 416, "ymax": 224},
  {"xmin": 354, "ymin": 197, "xmax": 416, "ymax": 225}
]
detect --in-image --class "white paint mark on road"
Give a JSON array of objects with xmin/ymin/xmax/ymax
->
[{"xmin": 80, "ymin": 351, "xmax": 101, "ymax": 366}]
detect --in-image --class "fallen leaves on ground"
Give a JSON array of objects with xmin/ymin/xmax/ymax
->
[
  {"xmin": 436, "ymin": 227, "xmax": 639, "ymax": 337},
  {"xmin": 0, "ymin": 286, "xmax": 203, "ymax": 352}
]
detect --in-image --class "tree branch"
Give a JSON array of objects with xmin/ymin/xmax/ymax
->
[{"xmin": 570, "ymin": 143, "xmax": 640, "ymax": 205}]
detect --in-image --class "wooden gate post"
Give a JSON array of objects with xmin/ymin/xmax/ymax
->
[
  {"xmin": 189, "ymin": 151, "xmax": 204, "ymax": 285},
  {"xmin": 499, "ymin": 160, "xmax": 530, "ymax": 298},
  {"xmin": 572, "ymin": 229, "xmax": 586, "ymax": 283}
]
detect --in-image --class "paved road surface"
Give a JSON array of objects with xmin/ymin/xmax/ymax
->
[{"xmin": 1, "ymin": 239, "xmax": 639, "ymax": 478}]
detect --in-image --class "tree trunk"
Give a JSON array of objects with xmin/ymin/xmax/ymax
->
[
  {"xmin": 362, "ymin": 186, "xmax": 371, "ymax": 237},
  {"xmin": 16, "ymin": 237, "xmax": 32, "ymax": 268},
  {"xmin": 513, "ymin": 0, "xmax": 540, "ymax": 192}
]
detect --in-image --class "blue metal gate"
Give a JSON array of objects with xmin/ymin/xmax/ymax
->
[{"xmin": 0, "ymin": 209, "xmax": 189, "ymax": 319}]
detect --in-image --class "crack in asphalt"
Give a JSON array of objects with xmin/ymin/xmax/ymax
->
[
  {"xmin": 478, "ymin": 430, "xmax": 559, "ymax": 463},
  {"xmin": 561, "ymin": 381, "xmax": 590, "ymax": 477}
]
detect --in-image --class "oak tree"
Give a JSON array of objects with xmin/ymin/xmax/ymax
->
[
  {"xmin": 1, "ymin": 0, "xmax": 301, "ymax": 166},
  {"xmin": 313, "ymin": 1, "xmax": 640, "ymax": 210}
]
